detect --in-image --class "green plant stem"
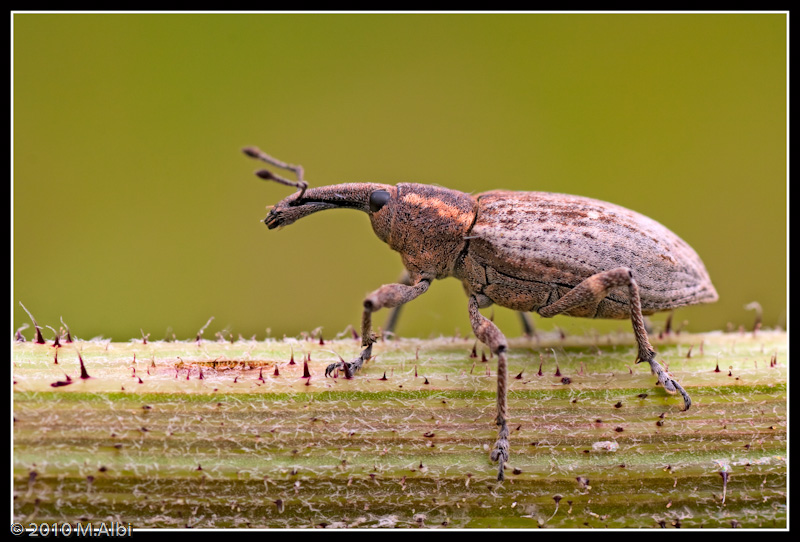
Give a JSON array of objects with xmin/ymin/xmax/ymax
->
[{"xmin": 13, "ymin": 330, "xmax": 787, "ymax": 528}]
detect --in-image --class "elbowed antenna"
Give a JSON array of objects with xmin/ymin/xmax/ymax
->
[{"xmin": 242, "ymin": 146, "xmax": 308, "ymax": 200}]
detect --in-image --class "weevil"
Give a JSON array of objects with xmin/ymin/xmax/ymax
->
[{"xmin": 243, "ymin": 146, "xmax": 718, "ymax": 481}]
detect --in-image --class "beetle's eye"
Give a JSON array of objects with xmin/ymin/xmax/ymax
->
[{"xmin": 369, "ymin": 190, "xmax": 391, "ymax": 212}]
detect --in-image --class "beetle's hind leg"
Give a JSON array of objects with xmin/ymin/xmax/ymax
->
[
  {"xmin": 467, "ymin": 295, "xmax": 511, "ymax": 481},
  {"xmin": 537, "ymin": 267, "xmax": 691, "ymax": 411},
  {"xmin": 325, "ymin": 278, "xmax": 431, "ymax": 378}
]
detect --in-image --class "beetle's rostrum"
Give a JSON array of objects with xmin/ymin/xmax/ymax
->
[{"xmin": 244, "ymin": 146, "xmax": 718, "ymax": 481}]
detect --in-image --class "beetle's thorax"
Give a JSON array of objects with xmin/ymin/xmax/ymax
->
[{"xmin": 375, "ymin": 183, "xmax": 477, "ymax": 280}]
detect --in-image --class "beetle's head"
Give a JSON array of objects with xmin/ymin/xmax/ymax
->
[{"xmin": 245, "ymin": 147, "xmax": 478, "ymax": 279}]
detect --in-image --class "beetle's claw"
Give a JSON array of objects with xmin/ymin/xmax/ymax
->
[
  {"xmin": 672, "ymin": 379, "xmax": 692, "ymax": 411},
  {"xmin": 495, "ymin": 461, "xmax": 506, "ymax": 482},
  {"xmin": 324, "ymin": 361, "xmax": 343, "ymax": 378}
]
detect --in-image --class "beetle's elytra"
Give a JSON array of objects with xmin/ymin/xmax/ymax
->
[{"xmin": 243, "ymin": 146, "xmax": 718, "ymax": 481}]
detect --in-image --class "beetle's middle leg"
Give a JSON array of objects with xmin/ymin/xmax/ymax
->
[
  {"xmin": 384, "ymin": 271, "xmax": 536, "ymax": 339},
  {"xmin": 537, "ymin": 267, "xmax": 691, "ymax": 411},
  {"xmin": 467, "ymin": 295, "xmax": 511, "ymax": 481},
  {"xmin": 325, "ymin": 278, "xmax": 431, "ymax": 377}
]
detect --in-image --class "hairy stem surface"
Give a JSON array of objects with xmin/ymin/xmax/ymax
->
[{"xmin": 13, "ymin": 330, "xmax": 787, "ymax": 528}]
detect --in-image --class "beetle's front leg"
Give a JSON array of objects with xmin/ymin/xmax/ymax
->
[
  {"xmin": 538, "ymin": 267, "xmax": 691, "ymax": 411},
  {"xmin": 325, "ymin": 278, "xmax": 431, "ymax": 378},
  {"xmin": 467, "ymin": 295, "xmax": 510, "ymax": 481},
  {"xmin": 382, "ymin": 270, "xmax": 413, "ymax": 338}
]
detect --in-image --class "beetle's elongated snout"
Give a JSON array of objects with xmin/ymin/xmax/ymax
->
[{"xmin": 264, "ymin": 183, "xmax": 395, "ymax": 230}]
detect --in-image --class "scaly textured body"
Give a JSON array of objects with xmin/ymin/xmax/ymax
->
[{"xmin": 459, "ymin": 190, "xmax": 717, "ymax": 317}]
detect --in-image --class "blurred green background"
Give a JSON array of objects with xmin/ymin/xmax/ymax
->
[{"xmin": 13, "ymin": 13, "xmax": 786, "ymax": 342}]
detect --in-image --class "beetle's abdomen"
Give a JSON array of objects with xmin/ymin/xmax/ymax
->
[{"xmin": 463, "ymin": 191, "xmax": 718, "ymax": 314}]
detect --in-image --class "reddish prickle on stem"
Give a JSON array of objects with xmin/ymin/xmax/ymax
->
[{"xmin": 78, "ymin": 352, "xmax": 90, "ymax": 380}]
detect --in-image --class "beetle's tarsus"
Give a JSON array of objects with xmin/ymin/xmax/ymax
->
[
  {"xmin": 491, "ymin": 420, "xmax": 510, "ymax": 481},
  {"xmin": 673, "ymin": 380, "xmax": 692, "ymax": 411},
  {"xmin": 641, "ymin": 354, "xmax": 692, "ymax": 411},
  {"xmin": 324, "ymin": 344, "xmax": 372, "ymax": 378},
  {"xmin": 324, "ymin": 360, "xmax": 353, "ymax": 378}
]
